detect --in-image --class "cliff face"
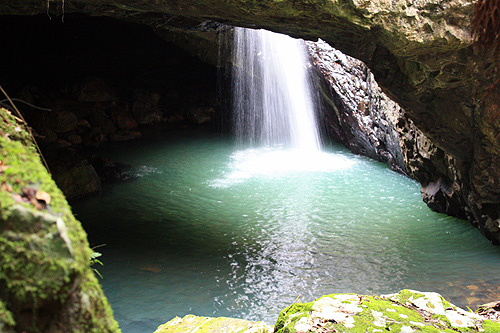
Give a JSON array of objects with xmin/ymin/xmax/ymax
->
[{"xmin": 1, "ymin": 1, "xmax": 499, "ymax": 243}]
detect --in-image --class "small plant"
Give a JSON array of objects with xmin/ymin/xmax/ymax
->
[{"xmin": 90, "ymin": 245, "xmax": 106, "ymax": 279}]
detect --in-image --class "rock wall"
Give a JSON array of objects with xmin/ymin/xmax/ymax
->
[
  {"xmin": 307, "ymin": 39, "xmax": 410, "ymax": 175},
  {"xmin": 306, "ymin": 40, "xmax": 470, "ymax": 221}
]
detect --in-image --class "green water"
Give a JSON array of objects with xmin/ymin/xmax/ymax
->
[{"xmin": 72, "ymin": 129, "xmax": 500, "ymax": 332}]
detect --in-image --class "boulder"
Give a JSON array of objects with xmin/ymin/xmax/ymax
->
[
  {"xmin": 0, "ymin": 107, "xmax": 118, "ymax": 331},
  {"xmin": 49, "ymin": 153, "xmax": 102, "ymax": 200},
  {"xmin": 45, "ymin": 111, "xmax": 78, "ymax": 133},
  {"xmin": 155, "ymin": 315, "xmax": 272, "ymax": 333},
  {"xmin": 108, "ymin": 104, "xmax": 138, "ymax": 130},
  {"xmin": 187, "ymin": 106, "xmax": 215, "ymax": 124},
  {"xmin": 275, "ymin": 290, "xmax": 500, "ymax": 332},
  {"xmin": 77, "ymin": 77, "xmax": 116, "ymax": 103},
  {"xmin": 132, "ymin": 91, "xmax": 162, "ymax": 125},
  {"xmin": 88, "ymin": 110, "xmax": 116, "ymax": 136}
]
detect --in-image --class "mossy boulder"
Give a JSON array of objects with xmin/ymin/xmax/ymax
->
[
  {"xmin": 0, "ymin": 107, "xmax": 118, "ymax": 331},
  {"xmin": 155, "ymin": 314, "xmax": 273, "ymax": 333},
  {"xmin": 275, "ymin": 290, "xmax": 500, "ymax": 332}
]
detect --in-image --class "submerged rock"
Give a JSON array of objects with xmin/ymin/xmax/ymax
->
[{"xmin": 155, "ymin": 314, "xmax": 272, "ymax": 333}]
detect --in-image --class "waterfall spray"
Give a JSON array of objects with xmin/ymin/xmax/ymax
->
[{"xmin": 227, "ymin": 27, "xmax": 321, "ymax": 151}]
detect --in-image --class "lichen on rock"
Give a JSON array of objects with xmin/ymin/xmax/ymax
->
[
  {"xmin": 274, "ymin": 289, "xmax": 500, "ymax": 332},
  {"xmin": 0, "ymin": 107, "xmax": 118, "ymax": 331},
  {"xmin": 154, "ymin": 314, "xmax": 273, "ymax": 333}
]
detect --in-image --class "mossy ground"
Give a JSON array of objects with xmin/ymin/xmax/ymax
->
[{"xmin": 0, "ymin": 107, "xmax": 119, "ymax": 331}]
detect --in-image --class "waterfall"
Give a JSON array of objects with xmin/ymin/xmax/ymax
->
[{"xmin": 228, "ymin": 27, "xmax": 321, "ymax": 151}]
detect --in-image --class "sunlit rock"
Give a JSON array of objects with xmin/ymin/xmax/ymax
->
[
  {"xmin": 274, "ymin": 290, "xmax": 500, "ymax": 332},
  {"xmin": 155, "ymin": 314, "xmax": 273, "ymax": 333}
]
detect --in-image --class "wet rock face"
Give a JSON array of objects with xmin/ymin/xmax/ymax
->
[
  {"xmin": 305, "ymin": 37, "xmax": 500, "ymax": 242},
  {"xmin": 307, "ymin": 39, "xmax": 411, "ymax": 175},
  {"xmin": 306, "ymin": 40, "xmax": 470, "ymax": 223}
]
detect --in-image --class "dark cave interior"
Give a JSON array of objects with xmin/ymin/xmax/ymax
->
[{"xmin": 0, "ymin": 14, "xmax": 219, "ymax": 199}]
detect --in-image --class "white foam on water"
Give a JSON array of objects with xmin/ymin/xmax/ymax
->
[{"xmin": 210, "ymin": 147, "xmax": 356, "ymax": 187}]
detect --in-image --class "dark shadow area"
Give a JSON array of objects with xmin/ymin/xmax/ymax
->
[{"xmin": 0, "ymin": 13, "xmax": 218, "ymax": 200}]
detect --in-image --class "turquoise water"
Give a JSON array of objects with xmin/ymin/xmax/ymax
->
[{"xmin": 72, "ymin": 129, "xmax": 500, "ymax": 332}]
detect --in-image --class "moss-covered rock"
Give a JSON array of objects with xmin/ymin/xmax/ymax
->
[
  {"xmin": 154, "ymin": 314, "xmax": 273, "ymax": 332},
  {"xmin": 274, "ymin": 290, "xmax": 500, "ymax": 332},
  {"xmin": 0, "ymin": 107, "xmax": 119, "ymax": 331}
]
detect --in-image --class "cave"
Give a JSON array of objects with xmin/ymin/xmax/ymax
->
[{"xmin": 2, "ymin": 5, "xmax": 500, "ymax": 332}]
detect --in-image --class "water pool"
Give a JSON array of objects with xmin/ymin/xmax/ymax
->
[{"xmin": 72, "ymin": 129, "xmax": 500, "ymax": 332}]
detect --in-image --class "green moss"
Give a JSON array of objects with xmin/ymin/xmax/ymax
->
[
  {"xmin": 274, "ymin": 300, "xmax": 314, "ymax": 333},
  {"xmin": 273, "ymin": 291, "xmax": 497, "ymax": 333},
  {"xmin": 390, "ymin": 289, "xmax": 426, "ymax": 304},
  {"xmin": 0, "ymin": 107, "xmax": 119, "ymax": 331},
  {"xmin": 0, "ymin": 299, "xmax": 15, "ymax": 331},
  {"xmin": 482, "ymin": 319, "xmax": 500, "ymax": 332},
  {"xmin": 154, "ymin": 314, "xmax": 272, "ymax": 332}
]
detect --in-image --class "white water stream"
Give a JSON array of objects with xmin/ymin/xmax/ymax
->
[{"xmin": 231, "ymin": 27, "xmax": 321, "ymax": 150}]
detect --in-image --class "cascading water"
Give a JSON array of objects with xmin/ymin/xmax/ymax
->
[{"xmin": 229, "ymin": 27, "xmax": 321, "ymax": 151}]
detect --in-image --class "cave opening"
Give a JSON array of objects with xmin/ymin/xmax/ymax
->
[{"xmin": 2, "ymin": 13, "xmax": 500, "ymax": 333}]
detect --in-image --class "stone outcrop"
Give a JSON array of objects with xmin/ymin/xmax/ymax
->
[
  {"xmin": 275, "ymin": 289, "xmax": 500, "ymax": 332},
  {"xmin": 156, "ymin": 290, "xmax": 500, "ymax": 332},
  {"xmin": 0, "ymin": 107, "xmax": 118, "ymax": 331}
]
